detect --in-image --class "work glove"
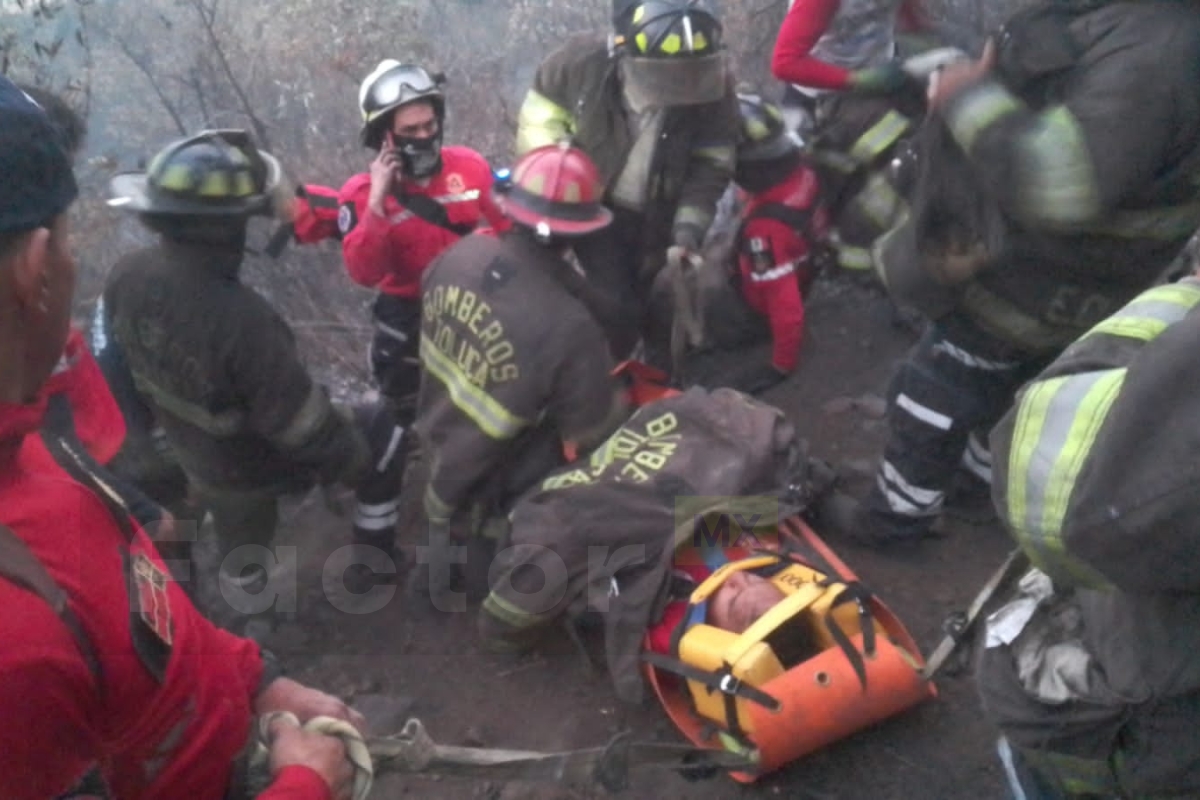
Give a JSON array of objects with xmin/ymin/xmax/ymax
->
[
  {"xmin": 847, "ymin": 61, "xmax": 912, "ymax": 95},
  {"xmin": 672, "ymin": 222, "xmax": 704, "ymax": 256}
]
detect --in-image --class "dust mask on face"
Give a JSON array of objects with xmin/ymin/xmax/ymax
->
[{"xmin": 395, "ymin": 134, "xmax": 443, "ymax": 179}]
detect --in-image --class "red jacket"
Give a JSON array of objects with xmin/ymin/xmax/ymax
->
[
  {"xmin": 0, "ymin": 396, "xmax": 328, "ymax": 800},
  {"xmin": 337, "ymin": 145, "xmax": 509, "ymax": 299},
  {"xmin": 771, "ymin": 0, "xmax": 925, "ymax": 90},
  {"xmin": 736, "ymin": 165, "xmax": 829, "ymax": 373},
  {"xmin": 43, "ymin": 327, "xmax": 127, "ymax": 465}
]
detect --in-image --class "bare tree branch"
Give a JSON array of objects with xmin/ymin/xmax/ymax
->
[
  {"xmin": 186, "ymin": 0, "xmax": 272, "ymax": 147},
  {"xmin": 94, "ymin": 19, "xmax": 188, "ymax": 136}
]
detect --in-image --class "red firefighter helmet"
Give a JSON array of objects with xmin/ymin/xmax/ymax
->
[{"xmin": 495, "ymin": 142, "xmax": 612, "ymax": 237}]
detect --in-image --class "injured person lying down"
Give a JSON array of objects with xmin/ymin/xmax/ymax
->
[{"xmin": 477, "ymin": 383, "xmax": 935, "ymax": 782}]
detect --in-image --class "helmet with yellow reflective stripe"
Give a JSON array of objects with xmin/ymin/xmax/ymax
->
[
  {"xmin": 107, "ymin": 129, "xmax": 282, "ymax": 217},
  {"xmin": 736, "ymin": 90, "xmax": 795, "ymax": 164},
  {"xmin": 619, "ymin": 0, "xmax": 722, "ymax": 58}
]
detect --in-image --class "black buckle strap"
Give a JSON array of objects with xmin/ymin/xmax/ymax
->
[
  {"xmin": 0, "ymin": 522, "xmax": 104, "ymax": 683},
  {"xmin": 396, "ymin": 189, "xmax": 475, "ymax": 237},
  {"xmin": 641, "ymin": 651, "xmax": 782, "ymax": 712},
  {"xmin": 818, "ymin": 578, "xmax": 877, "ymax": 691}
]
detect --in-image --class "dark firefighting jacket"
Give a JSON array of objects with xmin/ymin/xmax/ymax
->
[
  {"xmin": 517, "ymin": 33, "xmax": 739, "ymax": 260},
  {"xmin": 415, "ymin": 230, "xmax": 628, "ymax": 524},
  {"xmin": 982, "ymin": 277, "xmax": 1200, "ymax": 796},
  {"xmin": 104, "ymin": 241, "xmax": 368, "ymax": 493},
  {"xmin": 478, "ymin": 387, "xmax": 804, "ymax": 703},
  {"xmin": 921, "ymin": 0, "xmax": 1200, "ymax": 352}
]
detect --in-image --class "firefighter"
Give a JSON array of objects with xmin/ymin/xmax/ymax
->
[
  {"xmin": 771, "ymin": 0, "xmax": 931, "ymax": 272},
  {"xmin": 516, "ymin": 0, "xmax": 740, "ymax": 364},
  {"xmin": 772, "ymin": 0, "xmax": 930, "ymax": 125},
  {"xmin": 0, "ymin": 74, "xmax": 357, "ymax": 800},
  {"xmin": 103, "ymin": 130, "xmax": 406, "ymax": 632},
  {"xmin": 338, "ymin": 60, "xmax": 508, "ymax": 431},
  {"xmin": 414, "ymin": 142, "xmax": 630, "ymax": 609},
  {"xmin": 690, "ymin": 90, "xmax": 832, "ymax": 394},
  {"xmin": 981, "ymin": 275, "xmax": 1200, "ymax": 797},
  {"xmin": 822, "ymin": 0, "xmax": 1200, "ymax": 549}
]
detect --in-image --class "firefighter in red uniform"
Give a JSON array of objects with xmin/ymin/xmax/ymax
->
[
  {"xmin": 694, "ymin": 92, "xmax": 831, "ymax": 394},
  {"xmin": 0, "ymin": 74, "xmax": 358, "ymax": 800},
  {"xmin": 337, "ymin": 60, "xmax": 508, "ymax": 429}
]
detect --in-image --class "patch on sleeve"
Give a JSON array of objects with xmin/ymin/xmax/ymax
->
[
  {"xmin": 337, "ymin": 203, "xmax": 357, "ymax": 235},
  {"xmin": 747, "ymin": 236, "xmax": 774, "ymax": 274},
  {"xmin": 131, "ymin": 554, "xmax": 173, "ymax": 646}
]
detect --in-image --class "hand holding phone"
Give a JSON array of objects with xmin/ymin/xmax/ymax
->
[{"xmin": 367, "ymin": 131, "xmax": 400, "ymax": 213}]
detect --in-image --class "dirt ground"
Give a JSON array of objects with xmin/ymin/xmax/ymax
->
[{"xmin": 254, "ymin": 276, "xmax": 1015, "ymax": 800}]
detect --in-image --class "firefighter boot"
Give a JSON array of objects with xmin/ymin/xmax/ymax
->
[
  {"xmin": 943, "ymin": 469, "xmax": 998, "ymax": 526},
  {"xmin": 814, "ymin": 488, "xmax": 939, "ymax": 551}
]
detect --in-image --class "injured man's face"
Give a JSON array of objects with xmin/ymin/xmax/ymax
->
[{"xmin": 709, "ymin": 571, "xmax": 787, "ymax": 634}]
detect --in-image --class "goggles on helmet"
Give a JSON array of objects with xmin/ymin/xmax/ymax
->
[{"xmin": 363, "ymin": 65, "xmax": 444, "ymax": 119}]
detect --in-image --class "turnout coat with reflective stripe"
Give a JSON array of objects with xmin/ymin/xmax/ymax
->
[
  {"xmin": 517, "ymin": 33, "xmax": 738, "ymax": 253},
  {"xmin": 984, "ymin": 277, "xmax": 1200, "ymax": 795},
  {"xmin": 105, "ymin": 241, "xmax": 368, "ymax": 492},
  {"xmin": 415, "ymin": 230, "xmax": 622, "ymax": 523},
  {"xmin": 479, "ymin": 387, "xmax": 803, "ymax": 704},
  {"xmin": 932, "ymin": 0, "xmax": 1200, "ymax": 352}
]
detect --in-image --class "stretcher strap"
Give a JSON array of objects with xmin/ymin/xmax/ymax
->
[
  {"xmin": 641, "ymin": 651, "xmax": 782, "ymax": 713},
  {"xmin": 818, "ymin": 579, "xmax": 877, "ymax": 691}
]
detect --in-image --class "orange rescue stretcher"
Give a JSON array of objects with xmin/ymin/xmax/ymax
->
[{"xmin": 606, "ymin": 361, "xmax": 938, "ymax": 784}]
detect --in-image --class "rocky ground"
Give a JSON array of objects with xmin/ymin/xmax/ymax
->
[{"xmin": 209, "ymin": 275, "xmax": 1016, "ymax": 800}]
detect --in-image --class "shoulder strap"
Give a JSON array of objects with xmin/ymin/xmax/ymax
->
[
  {"xmin": 741, "ymin": 202, "xmax": 817, "ymax": 246},
  {"xmin": 397, "ymin": 189, "xmax": 476, "ymax": 237},
  {"xmin": 0, "ymin": 522, "xmax": 103, "ymax": 681},
  {"xmin": 47, "ymin": 436, "xmax": 138, "ymax": 544},
  {"xmin": 45, "ymin": 436, "xmax": 172, "ymax": 682}
]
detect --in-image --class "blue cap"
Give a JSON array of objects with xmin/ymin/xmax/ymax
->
[{"xmin": 0, "ymin": 76, "xmax": 78, "ymax": 234}]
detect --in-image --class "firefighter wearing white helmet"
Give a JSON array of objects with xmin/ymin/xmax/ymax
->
[{"xmin": 334, "ymin": 61, "xmax": 507, "ymax": 593}]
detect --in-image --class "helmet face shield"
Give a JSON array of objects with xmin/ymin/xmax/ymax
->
[{"xmin": 620, "ymin": 51, "xmax": 728, "ymax": 110}]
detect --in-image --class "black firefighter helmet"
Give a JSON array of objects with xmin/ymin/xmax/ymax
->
[{"xmin": 107, "ymin": 128, "xmax": 282, "ymax": 218}]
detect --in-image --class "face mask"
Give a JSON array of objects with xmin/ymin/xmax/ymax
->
[{"xmin": 394, "ymin": 134, "xmax": 443, "ymax": 179}]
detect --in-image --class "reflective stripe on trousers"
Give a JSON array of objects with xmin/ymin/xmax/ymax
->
[{"xmin": 866, "ymin": 320, "xmax": 1050, "ymax": 526}]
